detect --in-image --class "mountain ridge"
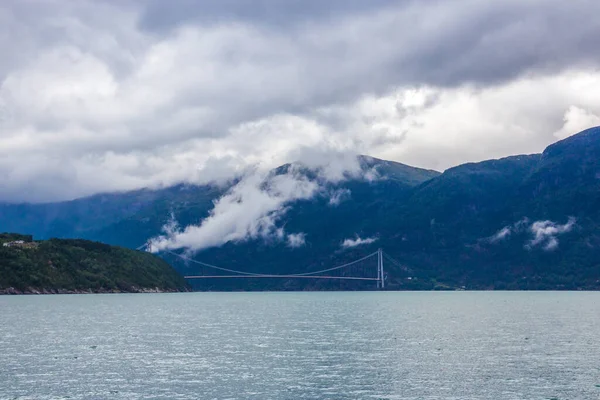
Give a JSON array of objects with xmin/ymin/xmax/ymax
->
[{"xmin": 1, "ymin": 127, "xmax": 600, "ymax": 290}]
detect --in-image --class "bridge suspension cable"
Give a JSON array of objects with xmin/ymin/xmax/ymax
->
[
  {"xmin": 163, "ymin": 250, "xmax": 266, "ymax": 276},
  {"xmin": 382, "ymin": 251, "xmax": 412, "ymax": 273},
  {"xmin": 139, "ymin": 243, "xmax": 408, "ymax": 287},
  {"xmin": 283, "ymin": 251, "xmax": 379, "ymax": 276},
  {"xmin": 162, "ymin": 249, "xmax": 379, "ymax": 278}
]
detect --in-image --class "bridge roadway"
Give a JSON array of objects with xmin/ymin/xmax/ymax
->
[{"xmin": 183, "ymin": 274, "xmax": 378, "ymax": 280}]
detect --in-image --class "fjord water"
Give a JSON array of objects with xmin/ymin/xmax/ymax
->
[{"xmin": 1, "ymin": 292, "xmax": 599, "ymax": 399}]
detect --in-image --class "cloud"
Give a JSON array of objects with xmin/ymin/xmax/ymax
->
[
  {"xmin": 528, "ymin": 217, "xmax": 576, "ymax": 251},
  {"xmin": 553, "ymin": 106, "xmax": 600, "ymax": 139},
  {"xmin": 148, "ymin": 169, "xmax": 318, "ymax": 252},
  {"xmin": 487, "ymin": 218, "xmax": 530, "ymax": 243},
  {"xmin": 342, "ymin": 236, "xmax": 378, "ymax": 248},
  {"xmin": 131, "ymin": 0, "xmax": 399, "ymax": 32},
  {"xmin": 489, "ymin": 226, "xmax": 512, "ymax": 243},
  {"xmin": 148, "ymin": 155, "xmax": 381, "ymax": 252},
  {"xmin": 2, "ymin": 1, "xmax": 600, "ymax": 201},
  {"xmin": 488, "ymin": 217, "xmax": 576, "ymax": 251},
  {"xmin": 327, "ymin": 189, "xmax": 351, "ymax": 206},
  {"xmin": 287, "ymin": 233, "xmax": 306, "ymax": 248}
]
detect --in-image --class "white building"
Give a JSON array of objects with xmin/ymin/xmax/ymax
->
[{"xmin": 2, "ymin": 240, "xmax": 25, "ymax": 247}]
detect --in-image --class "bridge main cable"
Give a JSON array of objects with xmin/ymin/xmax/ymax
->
[
  {"xmin": 161, "ymin": 249, "xmax": 379, "ymax": 278},
  {"xmin": 382, "ymin": 251, "xmax": 412, "ymax": 272},
  {"xmin": 163, "ymin": 250, "xmax": 266, "ymax": 276},
  {"xmin": 286, "ymin": 251, "xmax": 379, "ymax": 276}
]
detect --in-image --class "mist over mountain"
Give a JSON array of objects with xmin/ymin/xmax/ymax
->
[{"xmin": 2, "ymin": 127, "xmax": 600, "ymax": 290}]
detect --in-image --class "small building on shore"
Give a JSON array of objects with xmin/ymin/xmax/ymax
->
[{"xmin": 2, "ymin": 240, "xmax": 39, "ymax": 249}]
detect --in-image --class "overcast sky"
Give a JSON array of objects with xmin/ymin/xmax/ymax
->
[{"xmin": 1, "ymin": 0, "xmax": 600, "ymax": 203}]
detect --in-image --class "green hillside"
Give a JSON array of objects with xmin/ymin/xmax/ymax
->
[{"xmin": 0, "ymin": 234, "xmax": 189, "ymax": 294}]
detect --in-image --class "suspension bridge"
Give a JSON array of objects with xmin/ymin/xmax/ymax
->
[{"xmin": 141, "ymin": 245, "xmax": 408, "ymax": 289}]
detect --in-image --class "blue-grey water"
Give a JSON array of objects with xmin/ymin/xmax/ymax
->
[{"xmin": 1, "ymin": 292, "xmax": 599, "ymax": 400}]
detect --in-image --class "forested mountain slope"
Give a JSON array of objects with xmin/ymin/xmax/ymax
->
[{"xmin": 2, "ymin": 127, "xmax": 600, "ymax": 290}]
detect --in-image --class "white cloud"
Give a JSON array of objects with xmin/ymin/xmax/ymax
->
[
  {"xmin": 146, "ymin": 151, "xmax": 385, "ymax": 252},
  {"xmin": 345, "ymin": 73, "xmax": 600, "ymax": 172},
  {"xmin": 489, "ymin": 217, "xmax": 576, "ymax": 251},
  {"xmin": 148, "ymin": 169, "xmax": 318, "ymax": 252},
  {"xmin": 489, "ymin": 226, "xmax": 512, "ymax": 242},
  {"xmin": 487, "ymin": 218, "xmax": 530, "ymax": 243},
  {"xmin": 528, "ymin": 217, "xmax": 576, "ymax": 251},
  {"xmin": 543, "ymin": 236, "xmax": 560, "ymax": 251},
  {"xmin": 327, "ymin": 188, "xmax": 351, "ymax": 206},
  {"xmin": 553, "ymin": 106, "xmax": 600, "ymax": 139},
  {"xmin": 287, "ymin": 233, "xmax": 306, "ymax": 248},
  {"xmin": 342, "ymin": 236, "xmax": 378, "ymax": 248}
]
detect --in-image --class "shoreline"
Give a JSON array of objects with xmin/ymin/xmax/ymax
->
[
  {"xmin": 4, "ymin": 288, "xmax": 599, "ymax": 295},
  {"xmin": 0, "ymin": 287, "xmax": 190, "ymax": 295}
]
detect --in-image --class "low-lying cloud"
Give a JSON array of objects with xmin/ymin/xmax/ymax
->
[
  {"xmin": 287, "ymin": 233, "xmax": 306, "ymax": 248},
  {"xmin": 341, "ymin": 236, "xmax": 378, "ymax": 248},
  {"xmin": 327, "ymin": 188, "xmax": 351, "ymax": 206},
  {"xmin": 488, "ymin": 217, "xmax": 576, "ymax": 251},
  {"xmin": 148, "ymin": 169, "xmax": 317, "ymax": 252},
  {"xmin": 488, "ymin": 218, "xmax": 530, "ymax": 243},
  {"xmin": 148, "ymin": 158, "xmax": 376, "ymax": 252},
  {"xmin": 489, "ymin": 226, "xmax": 512, "ymax": 243},
  {"xmin": 528, "ymin": 217, "xmax": 576, "ymax": 251}
]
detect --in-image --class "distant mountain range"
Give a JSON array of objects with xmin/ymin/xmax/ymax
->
[{"xmin": 2, "ymin": 127, "xmax": 600, "ymax": 290}]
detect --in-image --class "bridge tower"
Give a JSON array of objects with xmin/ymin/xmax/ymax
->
[{"xmin": 377, "ymin": 248, "xmax": 385, "ymax": 289}]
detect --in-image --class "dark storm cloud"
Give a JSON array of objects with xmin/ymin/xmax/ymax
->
[
  {"xmin": 109, "ymin": 0, "xmax": 600, "ymax": 90},
  {"xmin": 131, "ymin": 0, "xmax": 403, "ymax": 31}
]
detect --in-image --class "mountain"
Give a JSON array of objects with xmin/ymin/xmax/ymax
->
[
  {"xmin": 520, "ymin": 127, "xmax": 600, "ymax": 216},
  {"xmin": 0, "ymin": 233, "xmax": 189, "ymax": 294},
  {"xmin": 380, "ymin": 126, "xmax": 600, "ymax": 289},
  {"xmin": 0, "ymin": 184, "xmax": 225, "ymax": 249},
  {"xmin": 357, "ymin": 155, "xmax": 440, "ymax": 185},
  {"xmin": 0, "ymin": 157, "xmax": 437, "ymax": 250},
  {"xmin": 1, "ymin": 127, "xmax": 600, "ymax": 290}
]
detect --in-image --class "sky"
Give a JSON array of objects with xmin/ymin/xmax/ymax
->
[{"xmin": 1, "ymin": 0, "xmax": 600, "ymax": 203}]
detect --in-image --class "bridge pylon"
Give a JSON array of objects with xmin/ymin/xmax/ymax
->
[{"xmin": 377, "ymin": 248, "xmax": 385, "ymax": 289}]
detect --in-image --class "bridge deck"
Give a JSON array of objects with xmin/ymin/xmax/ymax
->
[{"xmin": 184, "ymin": 275, "xmax": 379, "ymax": 281}]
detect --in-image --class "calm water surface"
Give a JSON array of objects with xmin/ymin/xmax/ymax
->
[{"xmin": 1, "ymin": 292, "xmax": 599, "ymax": 399}]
